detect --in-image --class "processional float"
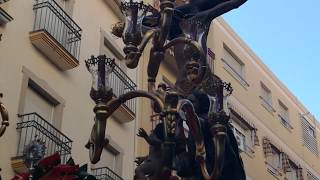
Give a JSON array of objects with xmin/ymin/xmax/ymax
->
[{"xmin": 85, "ymin": 0, "xmax": 247, "ymax": 179}]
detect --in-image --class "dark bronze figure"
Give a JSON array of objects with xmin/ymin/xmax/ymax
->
[
  {"xmin": 0, "ymin": 93, "xmax": 9, "ymax": 138},
  {"xmin": 86, "ymin": 0, "xmax": 247, "ymax": 179},
  {"xmin": 134, "ymin": 127, "xmax": 167, "ymax": 180}
]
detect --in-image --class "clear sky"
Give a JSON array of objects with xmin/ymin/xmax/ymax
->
[{"xmin": 223, "ymin": 0, "xmax": 320, "ymax": 121}]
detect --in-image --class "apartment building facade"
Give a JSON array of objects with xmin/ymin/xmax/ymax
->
[
  {"xmin": 0, "ymin": 0, "xmax": 141, "ymax": 179},
  {"xmin": 136, "ymin": 11, "xmax": 320, "ymax": 179},
  {"xmin": 1, "ymin": 0, "xmax": 320, "ymax": 180}
]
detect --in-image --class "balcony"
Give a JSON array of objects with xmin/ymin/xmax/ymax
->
[
  {"xmin": 11, "ymin": 113, "xmax": 72, "ymax": 173},
  {"xmin": 30, "ymin": 0, "xmax": 82, "ymax": 71},
  {"xmin": 91, "ymin": 167, "xmax": 123, "ymax": 180},
  {"xmin": 109, "ymin": 62, "xmax": 137, "ymax": 123}
]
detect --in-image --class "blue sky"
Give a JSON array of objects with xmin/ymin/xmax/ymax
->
[{"xmin": 223, "ymin": 0, "xmax": 320, "ymax": 121}]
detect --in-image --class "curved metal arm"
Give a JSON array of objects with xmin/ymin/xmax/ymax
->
[
  {"xmin": 88, "ymin": 90, "xmax": 164, "ymax": 164},
  {"xmin": 158, "ymin": 2, "xmax": 174, "ymax": 46},
  {"xmin": 178, "ymin": 99, "xmax": 228, "ymax": 180},
  {"xmin": 178, "ymin": 99, "xmax": 206, "ymax": 161},
  {"xmin": 196, "ymin": 0, "xmax": 247, "ymax": 24},
  {"xmin": 199, "ymin": 123, "xmax": 227, "ymax": 180},
  {"xmin": 125, "ymin": 30, "xmax": 156, "ymax": 69},
  {"xmin": 0, "ymin": 97, "xmax": 9, "ymax": 138}
]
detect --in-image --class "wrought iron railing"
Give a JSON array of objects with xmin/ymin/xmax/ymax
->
[
  {"xmin": 110, "ymin": 62, "xmax": 137, "ymax": 114},
  {"xmin": 91, "ymin": 167, "xmax": 123, "ymax": 180},
  {"xmin": 16, "ymin": 113, "xmax": 72, "ymax": 163},
  {"xmin": 32, "ymin": 0, "xmax": 82, "ymax": 60}
]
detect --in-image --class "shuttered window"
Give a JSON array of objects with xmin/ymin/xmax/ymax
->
[
  {"xmin": 285, "ymin": 160, "xmax": 299, "ymax": 180},
  {"xmin": 24, "ymin": 87, "xmax": 55, "ymax": 124},
  {"xmin": 222, "ymin": 45, "xmax": 249, "ymax": 87},
  {"xmin": 279, "ymin": 101, "xmax": 289, "ymax": 120},
  {"xmin": 261, "ymin": 83, "xmax": 272, "ymax": 105},
  {"xmin": 278, "ymin": 101, "xmax": 292, "ymax": 129},
  {"xmin": 223, "ymin": 47, "xmax": 244, "ymax": 77},
  {"xmin": 260, "ymin": 82, "xmax": 275, "ymax": 113},
  {"xmin": 301, "ymin": 116, "xmax": 318, "ymax": 155}
]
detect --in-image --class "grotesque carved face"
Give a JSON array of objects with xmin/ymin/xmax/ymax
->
[{"xmin": 186, "ymin": 60, "xmax": 201, "ymax": 83}]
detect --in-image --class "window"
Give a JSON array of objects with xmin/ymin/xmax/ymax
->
[
  {"xmin": 260, "ymin": 82, "xmax": 275, "ymax": 113},
  {"xmin": 301, "ymin": 116, "xmax": 318, "ymax": 155},
  {"xmin": 266, "ymin": 145, "xmax": 282, "ymax": 176},
  {"xmin": 96, "ymin": 148, "xmax": 119, "ymax": 172},
  {"xmin": 278, "ymin": 101, "xmax": 292, "ymax": 129},
  {"xmin": 222, "ymin": 45, "xmax": 249, "ymax": 87},
  {"xmin": 24, "ymin": 86, "xmax": 56, "ymax": 123},
  {"xmin": 92, "ymin": 136, "xmax": 123, "ymax": 176},
  {"xmin": 231, "ymin": 125, "xmax": 246, "ymax": 152},
  {"xmin": 19, "ymin": 67, "xmax": 65, "ymax": 129},
  {"xmin": 307, "ymin": 171, "xmax": 320, "ymax": 180},
  {"xmin": 285, "ymin": 160, "xmax": 299, "ymax": 180},
  {"xmin": 207, "ymin": 48, "xmax": 215, "ymax": 71},
  {"xmin": 229, "ymin": 110, "xmax": 257, "ymax": 156}
]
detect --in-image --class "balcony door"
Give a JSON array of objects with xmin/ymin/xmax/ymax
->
[
  {"xmin": 23, "ymin": 87, "xmax": 55, "ymax": 124},
  {"xmin": 21, "ymin": 86, "xmax": 57, "ymax": 156},
  {"xmin": 55, "ymin": 0, "xmax": 75, "ymax": 53}
]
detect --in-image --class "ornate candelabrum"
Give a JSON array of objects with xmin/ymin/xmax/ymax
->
[
  {"xmin": 0, "ymin": 93, "xmax": 9, "ymax": 138},
  {"xmin": 87, "ymin": 0, "xmax": 247, "ymax": 179}
]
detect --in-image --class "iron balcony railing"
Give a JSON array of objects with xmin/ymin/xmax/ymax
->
[
  {"xmin": 110, "ymin": 62, "xmax": 137, "ymax": 114},
  {"xmin": 91, "ymin": 167, "xmax": 123, "ymax": 180},
  {"xmin": 16, "ymin": 113, "xmax": 72, "ymax": 163},
  {"xmin": 32, "ymin": 0, "xmax": 82, "ymax": 61}
]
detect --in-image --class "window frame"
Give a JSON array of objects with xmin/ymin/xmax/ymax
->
[
  {"xmin": 222, "ymin": 44, "xmax": 249, "ymax": 88},
  {"xmin": 278, "ymin": 100, "xmax": 293, "ymax": 130},
  {"xmin": 18, "ymin": 67, "xmax": 65, "ymax": 129},
  {"xmin": 229, "ymin": 109, "xmax": 255, "ymax": 156},
  {"xmin": 285, "ymin": 160, "xmax": 299, "ymax": 180},
  {"xmin": 260, "ymin": 82, "xmax": 275, "ymax": 114},
  {"xmin": 91, "ymin": 134, "xmax": 124, "ymax": 176},
  {"xmin": 265, "ymin": 144, "xmax": 282, "ymax": 177}
]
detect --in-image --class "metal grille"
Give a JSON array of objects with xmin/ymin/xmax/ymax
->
[
  {"xmin": 109, "ymin": 62, "xmax": 137, "ymax": 114},
  {"xmin": 91, "ymin": 167, "xmax": 123, "ymax": 180},
  {"xmin": 32, "ymin": 0, "xmax": 82, "ymax": 60},
  {"xmin": 307, "ymin": 171, "xmax": 319, "ymax": 180},
  {"xmin": 301, "ymin": 116, "xmax": 318, "ymax": 155},
  {"xmin": 16, "ymin": 113, "xmax": 72, "ymax": 163}
]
